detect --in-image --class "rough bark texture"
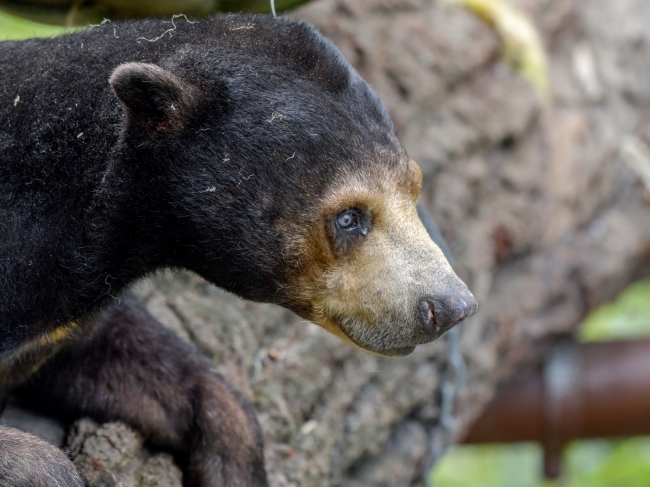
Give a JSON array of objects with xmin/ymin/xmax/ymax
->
[{"xmin": 6, "ymin": 0, "xmax": 650, "ymax": 485}]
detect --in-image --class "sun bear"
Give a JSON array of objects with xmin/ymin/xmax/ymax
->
[{"xmin": 0, "ymin": 14, "xmax": 477, "ymax": 487}]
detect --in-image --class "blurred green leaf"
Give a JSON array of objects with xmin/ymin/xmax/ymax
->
[
  {"xmin": 430, "ymin": 443, "xmax": 543, "ymax": 487},
  {"xmin": 579, "ymin": 278, "xmax": 650, "ymax": 342},
  {"xmin": 560, "ymin": 438, "xmax": 650, "ymax": 487},
  {"xmin": 432, "ymin": 438, "xmax": 650, "ymax": 487},
  {"xmin": 0, "ymin": 8, "xmax": 69, "ymax": 39},
  {"xmin": 0, "ymin": 0, "xmax": 312, "ymax": 26}
]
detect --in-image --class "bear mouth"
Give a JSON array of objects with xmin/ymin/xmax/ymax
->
[
  {"xmin": 372, "ymin": 345, "xmax": 417, "ymax": 357},
  {"xmin": 337, "ymin": 326, "xmax": 418, "ymax": 357},
  {"xmin": 313, "ymin": 313, "xmax": 430, "ymax": 357},
  {"xmin": 353, "ymin": 338, "xmax": 416, "ymax": 357},
  {"xmin": 336, "ymin": 316, "xmax": 455, "ymax": 357}
]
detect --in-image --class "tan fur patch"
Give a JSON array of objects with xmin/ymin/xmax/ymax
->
[
  {"xmin": 280, "ymin": 160, "xmax": 463, "ymax": 356},
  {"xmin": 0, "ymin": 321, "xmax": 79, "ymax": 388}
]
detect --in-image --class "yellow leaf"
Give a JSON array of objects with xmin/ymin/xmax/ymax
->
[{"xmin": 445, "ymin": 0, "xmax": 550, "ymax": 102}]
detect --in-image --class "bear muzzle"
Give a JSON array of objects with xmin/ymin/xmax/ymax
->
[{"xmin": 331, "ymin": 282, "xmax": 477, "ymax": 357}]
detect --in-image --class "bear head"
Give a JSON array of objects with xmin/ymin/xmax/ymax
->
[{"xmin": 107, "ymin": 16, "xmax": 477, "ymax": 356}]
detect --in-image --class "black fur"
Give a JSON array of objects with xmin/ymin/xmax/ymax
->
[
  {"xmin": 0, "ymin": 14, "xmax": 403, "ymax": 352},
  {"xmin": 0, "ymin": 14, "xmax": 406, "ymax": 486},
  {"xmin": 18, "ymin": 295, "xmax": 267, "ymax": 487}
]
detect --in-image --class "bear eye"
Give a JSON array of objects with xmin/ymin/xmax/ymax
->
[
  {"xmin": 331, "ymin": 208, "xmax": 370, "ymax": 254},
  {"xmin": 336, "ymin": 210, "xmax": 358, "ymax": 230}
]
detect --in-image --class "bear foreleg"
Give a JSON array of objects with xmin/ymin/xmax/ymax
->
[{"xmin": 16, "ymin": 295, "xmax": 268, "ymax": 487}]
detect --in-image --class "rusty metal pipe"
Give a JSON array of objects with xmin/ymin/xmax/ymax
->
[{"xmin": 461, "ymin": 340, "xmax": 650, "ymax": 478}]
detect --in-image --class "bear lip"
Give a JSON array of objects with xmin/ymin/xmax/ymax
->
[
  {"xmin": 373, "ymin": 345, "xmax": 417, "ymax": 357},
  {"xmin": 337, "ymin": 326, "xmax": 420, "ymax": 357}
]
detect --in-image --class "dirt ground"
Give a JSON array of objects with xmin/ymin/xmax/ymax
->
[{"xmin": 7, "ymin": 0, "xmax": 650, "ymax": 485}]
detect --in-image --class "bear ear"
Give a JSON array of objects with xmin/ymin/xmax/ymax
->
[{"xmin": 109, "ymin": 62, "xmax": 197, "ymax": 132}]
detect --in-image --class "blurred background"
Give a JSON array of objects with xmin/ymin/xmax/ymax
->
[{"xmin": 2, "ymin": 1, "xmax": 650, "ymax": 486}]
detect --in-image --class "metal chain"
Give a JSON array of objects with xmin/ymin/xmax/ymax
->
[
  {"xmin": 423, "ymin": 321, "xmax": 468, "ymax": 483},
  {"xmin": 416, "ymin": 200, "xmax": 469, "ymax": 484}
]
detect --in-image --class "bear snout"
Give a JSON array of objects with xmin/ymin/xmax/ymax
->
[{"xmin": 418, "ymin": 287, "xmax": 478, "ymax": 336}]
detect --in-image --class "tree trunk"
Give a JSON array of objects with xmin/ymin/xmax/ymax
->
[{"xmin": 9, "ymin": 0, "xmax": 650, "ymax": 485}]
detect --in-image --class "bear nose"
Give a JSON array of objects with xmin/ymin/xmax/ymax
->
[{"xmin": 419, "ymin": 288, "xmax": 478, "ymax": 335}]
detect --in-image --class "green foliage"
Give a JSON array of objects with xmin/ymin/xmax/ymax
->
[
  {"xmin": 0, "ymin": 9, "xmax": 69, "ymax": 40},
  {"xmin": 562, "ymin": 438, "xmax": 650, "ymax": 487},
  {"xmin": 579, "ymin": 278, "xmax": 650, "ymax": 342},
  {"xmin": 431, "ymin": 438, "xmax": 650, "ymax": 487},
  {"xmin": 430, "ymin": 443, "xmax": 542, "ymax": 487}
]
